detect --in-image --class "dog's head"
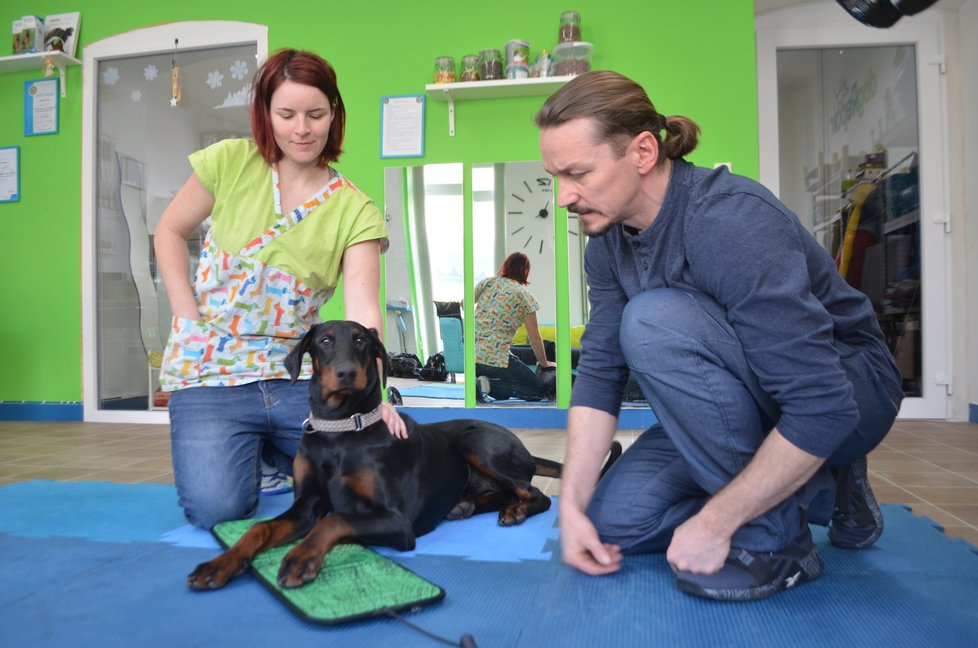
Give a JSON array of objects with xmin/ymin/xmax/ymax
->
[{"xmin": 285, "ymin": 320, "xmax": 390, "ymax": 416}]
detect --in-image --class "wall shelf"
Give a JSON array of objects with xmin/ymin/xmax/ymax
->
[
  {"xmin": 425, "ymin": 76, "xmax": 574, "ymax": 136},
  {"xmin": 0, "ymin": 51, "xmax": 80, "ymax": 97}
]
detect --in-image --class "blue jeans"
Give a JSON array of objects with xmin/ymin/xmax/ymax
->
[
  {"xmin": 168, "ymin": 380, "xmax": 308, "ymax": 528},
  {"xmin": 476, "ymin": 354, "xmax": 546, "ymax": 401},
  {"xmin": 587, "ymin": 289, "xmax": 901, "ymax": 554}
]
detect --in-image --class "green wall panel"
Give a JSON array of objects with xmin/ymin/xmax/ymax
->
[{"xmin": 0, "ymin": 0, "xmax": 757, "ymax": 404}]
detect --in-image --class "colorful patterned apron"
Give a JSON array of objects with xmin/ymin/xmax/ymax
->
[{"xmin": 160, "ymin": 169, "xmax": 351, "ymax": 391}]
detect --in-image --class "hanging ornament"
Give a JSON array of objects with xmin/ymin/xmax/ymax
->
[
  {"xmin": 43, "ymin": 55, "xmax": 56, "ymax": 77},
  {"xmin": 170, "ymin": 38, "xmax": 181, "ymax": 107}
]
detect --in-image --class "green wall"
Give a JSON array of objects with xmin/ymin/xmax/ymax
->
[{"xmin": 0, "ymin": 0, "xmax": 757, "ymax": 408}]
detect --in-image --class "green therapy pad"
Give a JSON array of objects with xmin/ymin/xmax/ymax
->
[{"xmin": 211, "ymin": 518, "xmax": 445, "ymax": 624}]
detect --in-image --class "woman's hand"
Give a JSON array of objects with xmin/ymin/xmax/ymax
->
[
  {"xmin": 381, "ymin": 401, "xmax": 408, "ymax": 439},
  {"xmin": 154, "ymin": 172, "xmax": 214, "ymax": 319}
]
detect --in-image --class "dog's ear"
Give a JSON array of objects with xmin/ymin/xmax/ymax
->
[
  {"xmin": 285, "ymin": 325, "xmax": 317, "ymax": 384},
  {"xmin": 366, "ymin": 327, "xmax": 390, "ymax": 384}
]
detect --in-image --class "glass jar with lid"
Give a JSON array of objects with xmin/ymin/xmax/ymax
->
[
  {"xmin": 460, "ymin": 54, "xmax": 480, "ymax": 82},
  {"xmin": 479, "ymin": 48, "xmax": 503, "ymax": 81},
  {"xmin": 434, "ymin": 56, "xmax": 456, "ymax": 84},
  {"xmin": 559, "ymin": 11, "xmax": 581, "ymax": 43}
]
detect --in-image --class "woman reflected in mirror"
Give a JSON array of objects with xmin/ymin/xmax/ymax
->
[{"xmin": 473, "ymin": 252, "xmax": 555, "ymax": 402}]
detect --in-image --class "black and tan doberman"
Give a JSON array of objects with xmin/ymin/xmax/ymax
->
[{"xmin": 188, "ymin": 320, "xmax": 618, "ymax": 590}]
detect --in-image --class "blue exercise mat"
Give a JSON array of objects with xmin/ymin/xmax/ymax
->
[
  {"xmin": 398, "ymin": 383, "xmax": 552, "ymax": 405},
  {"xmin": 1, "ymin": 480, "xmax": 977, "ymax": 647},
  {"xmin": 398, "ymin": 383, "xmax": 465, "ymax": 399}
]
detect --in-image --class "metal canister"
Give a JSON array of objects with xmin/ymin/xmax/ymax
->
[{"xmin": 505, "ymin": 39, "xmax": 530, "ymax": 79}]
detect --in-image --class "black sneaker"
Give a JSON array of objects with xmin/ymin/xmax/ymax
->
[
  {"xmin": 675, "ymin": 528, "xmax": 824, "ymax": 601},
  {"xmin": 828, "ymin": 456, "xmax": 884, "ymax": 549},
  {"xmin": 386, "ymin": 385, "xmax": 403, "ymax": 406}
]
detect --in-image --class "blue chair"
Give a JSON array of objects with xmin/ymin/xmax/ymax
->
[{"xmin": 438, "ymin": 316, "xmax": 464, "ymax": 383}]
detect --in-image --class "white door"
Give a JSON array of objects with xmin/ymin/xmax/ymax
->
[
  {"xmin": 80, "ymin": 22, "xmax": 267, "ymax": 423},
  {"xmin": 757, "ymin": 5, "xmax": 950, "ymax": 419}
]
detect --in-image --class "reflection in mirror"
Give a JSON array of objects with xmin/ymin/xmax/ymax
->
[
  {"xmin": 383, "ymin": 163, "xmax": 464, "ymax": 407},
  {"xmin": 472, "ymin": 161, "xmax": 556, "ymax": 407},
  {"xmin": 384, "ymin": 161, "xmax": 569, "ymax": 408}
]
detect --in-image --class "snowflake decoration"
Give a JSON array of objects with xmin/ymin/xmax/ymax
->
[
  {"xmin": 102, "ymin": 67, "xmax": 120, "ymax": 86},
  {"xmin": 230, "ymin": 60, "xmax": 249, "ymax": 80},
  {"xmin": 131, "ymin": 89, "xmax": 143, "ymax": 103},
  {"xmin": 143, "ymin": 65, "xmax": 158, "ymax": 81},
  {"xmin": 207, "ymin": 70, "xmax": 224, "ymax": 89}
]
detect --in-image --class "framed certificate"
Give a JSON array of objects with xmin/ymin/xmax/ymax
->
[
  {"xmin": 24, "ymin": 78, "xmax": 60, "ymax": 136},
  {"xmin": 0, "ymin": 146, "xmax": 20, "ymax": 202},
  {"xmin": 380, "ymin": 94, "xmax": 425, "ymax": 158}
]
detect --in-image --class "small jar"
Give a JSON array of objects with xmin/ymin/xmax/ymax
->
[
  {"xmin": 434, "ymin": 56, "xmax": 456, "ymax": 84},
  {"xmin": 479, "ymin": 48, "xmax": 503, "ymax": 81},
  {"xmin": 559, "ymin": 11, "xmax": 581, "ymax": 43},
  {"xmin": 460, "ymin": 54, "xmax": 480, "ymax": 82}
]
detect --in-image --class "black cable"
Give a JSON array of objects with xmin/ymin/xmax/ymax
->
[{"xmin": 384, "ymin": 609, "xmax": 478, "ymax": 648}]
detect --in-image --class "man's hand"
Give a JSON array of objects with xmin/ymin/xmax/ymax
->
[
  {"xmin": 380, "ymin": 401, "xmax": 407, "ymax": 439},
  {"xmin": 667, "ymin": 429, "xmax": 825, "ymax": 575},
  {"xmin": 560, "ymin": 507, "xmax": 623, "ymax": 575},
  {"xmin": 666, "ymin": 512, "xmax": 731, "ymax": 575}
]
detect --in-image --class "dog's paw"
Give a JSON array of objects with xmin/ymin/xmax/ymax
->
[
  {"xmin": 498, "ymin": 504, "xmax": 528, "ymax": 526},
  {"xmin": 277, "ymin": 546, "xmax": 325, "ymax": 588},
  {"xmin": 187, "ymin": 556, "xmax": 247, "ymax": 590},
  {"xmin": 446, "ymin": 500, "xmax": 476, "ymax": 520}
]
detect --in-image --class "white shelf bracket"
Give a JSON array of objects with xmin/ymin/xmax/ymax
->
[
  {"xmin": 445, "ymin": 90, "xmax": 455, "ymax": 137},
  {"xmin": 54, "ymin": 59, "xmax": 67, "ymax": 97}
]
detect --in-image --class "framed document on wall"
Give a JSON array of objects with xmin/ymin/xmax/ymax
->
[
  {"xmin": 0, "ymin": 146, "xmax": 20, "ymax": 202},
  {"xmin": 380, "ymin": 94, "xmax": 425, "ymax": 158},
  {"xmin": 24, "ymin": 79, "xmax": 60, "ymax": 136}
]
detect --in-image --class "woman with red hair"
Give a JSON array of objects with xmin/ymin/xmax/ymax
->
[
  {"xmin": 155, "ymin": 49, "xmax": 404, "ymax": 529},
  {"xmin": 474, "ymin": 252, "xmax": 555, "ymax": 401}
]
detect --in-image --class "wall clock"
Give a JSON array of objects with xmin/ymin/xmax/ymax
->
[{"xmin": 506, "ymin": 169, "xmax": 553, "ymax": 257}]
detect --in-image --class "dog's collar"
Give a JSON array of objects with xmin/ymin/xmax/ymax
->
[{"xmin": 302, "ymin": 405, "xmax": 384, "ymax": 434}]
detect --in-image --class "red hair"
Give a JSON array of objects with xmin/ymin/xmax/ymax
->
[
  {"xmin": 498, "ymin": 252, "xmax": 531, "ymax": 285},
  {"xmin": 250, "ymin": 49, "xmax": 346, "ymax": 167}
]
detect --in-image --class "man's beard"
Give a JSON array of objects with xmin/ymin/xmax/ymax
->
[{"xmin": 571, "ymin": 207, "xmax": 616, "ymax": 238}]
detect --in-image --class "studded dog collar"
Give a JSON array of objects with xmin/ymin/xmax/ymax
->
[{"xmin": 302, "ymin": 405, "xmax": 385, "ymax": 433}]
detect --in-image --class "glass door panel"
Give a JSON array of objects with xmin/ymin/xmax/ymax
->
[
  {"xmin": 777, "ymin": 45, "xmax": 922, "ymax": 398},
  {"xmin": 95, "ymin": 44, "xmax": 254, "ymax": 411}
]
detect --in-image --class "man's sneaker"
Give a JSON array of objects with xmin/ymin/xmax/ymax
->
[
  {"xmin": 386, "ymin": 385, "xmax": 403, "ymax": 405},
  {"xmin": 828, "ymin": 456, "xmax": 884, "ymax": 549},
  {"xmin": 675, "ymin": 528, "xmax": 824, "ymax": 601},
  {"xmin": 260, "ymin": 468, "xmax": 293, "ymax": 496},
  {"xmin": 476, "ymin": 375, "xmax": 494, "ymax": 403}
]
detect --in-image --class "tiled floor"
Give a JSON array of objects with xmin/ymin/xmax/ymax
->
[{"xmin": 1, "ymin": 418, "xmax": 976, "ymax": 547}]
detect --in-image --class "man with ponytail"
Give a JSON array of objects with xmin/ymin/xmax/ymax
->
[{"xmin": 536, "ymin": 71, "xmax": 902, "ymax": 601}]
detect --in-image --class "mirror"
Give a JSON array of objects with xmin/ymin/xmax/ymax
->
[
  {"xmin": 473, "ymin": 161, "xmax": 556, "ymax": 408},
  {"xmin": 383, "ymin": 163, "xmax": 464, "ymax": 407},
  {"xmin": 384, "ymin": 161, "xmax": 570, "ymax": 408}
]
